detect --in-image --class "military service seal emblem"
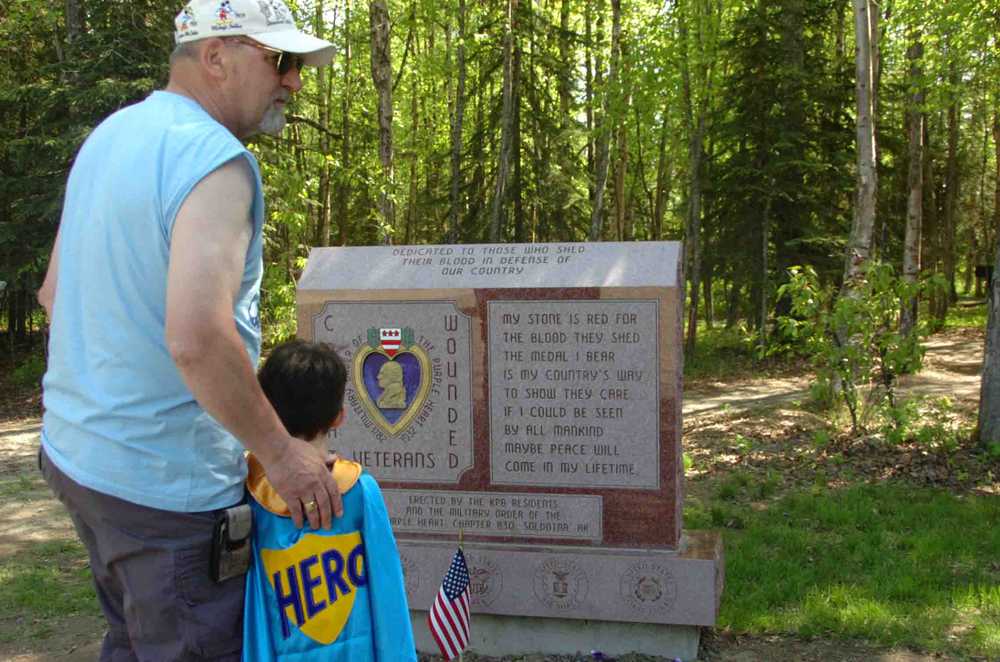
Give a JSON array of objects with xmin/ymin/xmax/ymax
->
[
  {"xmin": 619, "ymin": 561, "xmax": 678, "ymax": 616},
  {"xmin": 532, "ymin": 558, "xmax": 588, "ymax": 610}
]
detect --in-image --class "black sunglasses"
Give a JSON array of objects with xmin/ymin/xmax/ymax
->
[{"xmin": 231, "ymin": 38, "xmax": 305, "ymax": 75}]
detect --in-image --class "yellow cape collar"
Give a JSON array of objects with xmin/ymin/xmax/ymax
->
[{"xmin": 246, "ymin": 453, "xmax": 362, "ymax": 517}]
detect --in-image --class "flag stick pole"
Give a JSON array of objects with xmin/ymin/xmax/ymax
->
[{"xmin": 459, "ymin": 527, "xmax": 465, "ymax": 662}]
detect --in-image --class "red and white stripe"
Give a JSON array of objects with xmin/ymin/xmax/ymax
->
[{"xmin": 427, "ymin": 585, "xmax": 470, "ymax": 659}]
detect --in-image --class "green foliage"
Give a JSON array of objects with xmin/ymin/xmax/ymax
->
[
  {"xmin": 684, "ymin": 322, "xmax": 788, "ymax": 381},
  {"xmin": 259, "ymin": 261, "xmax": 299, "ymax": 350},
  {"xmin": 708, "ymin": 0, "xmax": 854, "ymax": 327},
  {"xmin": 777, "ymin": 262, "xmax": 934, "ymax": 434},
  {"xmin": 811, "ymin": 428, "xmax": 832, "ymax": 449},
  {"xmin": 10, "ymin": 354, "xmax": 46, "ymax": 388},
  {"xmin": 1, "ymin": 0, "xmax": 175, "ymax": 344},
  {"xmin": 881, "ymin": 396, "xmax": 970, "ymax": 453},
  {"xmin": 2, "ymin": 0, "xmax": 996, "ymax": 367}
]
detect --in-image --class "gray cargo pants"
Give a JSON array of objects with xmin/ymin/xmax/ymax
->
[{"xmin": 39, "ymin": 446, "xmax": 244, "ymax": 661}]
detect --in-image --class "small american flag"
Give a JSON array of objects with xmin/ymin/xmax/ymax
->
[{"xmin": 427, "ymin": 549, "xmax": 471, "ymax": 660}]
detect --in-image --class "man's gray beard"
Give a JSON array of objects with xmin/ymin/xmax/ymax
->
[{"xmin": 257, "ymin": 104, "xmax": 287, "ymax": 136}]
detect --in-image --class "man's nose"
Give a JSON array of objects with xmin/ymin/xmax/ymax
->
[{"xmin": 282, "ymin": 66, "xmax": 303, "ymax": 92}]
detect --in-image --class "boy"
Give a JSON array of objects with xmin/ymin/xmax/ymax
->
[{"xmin": 243, "ymin": 340, "xmax": 416, "ymax": 661}]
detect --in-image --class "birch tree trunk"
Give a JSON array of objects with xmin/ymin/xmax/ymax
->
[
  {"xmin": 943, "ymin": 57, "xmax": 961, "ymax": 305},
  {"xmin": 678, "ymin": 0, "xmax": 706, "ymax": 353},
  {"xmin": 685, "ymin": 115, "xmax": 705, "ymax": 353},
  {"xmin": 336, "ymin": 0, "xmax": 353, "ymax": 246},
  {"xmin": 652, "ymin": 114, "xmax": 671, "ymax": 241},
  {"xmin": 900, "ymin": 31, "xmax": 923, "ymax": 336},
  {"xmin": 489, "ymin": 0, "xmax": 517, "ymax": 242},
  {"xmin": 843, "ymin": 0, "xmax": 878, "ymax": 287},
  {"xmin": 314, "ymin": 0, "xmax": 334, "ymax": 246},
  {"xmin": 448, "ymin": 0, "xmax": 467, "ymax": 242},
  {"xmin": 512, "ymin": 33, "xmax": 525, "ymax": 242},
  {"xmin": 923, "ymin": 118, "xmax": 945, "ymax": 319},
  {"xmin": 404, "ymin": 76, "xmax": 419, "ymax": 244},
  {"xmin": 588, "ymin": 0, "xmax": 620, "ymax": 241},
  {"xmin": 369, "ymin": 0, "xmax": 395, "ymax": 239},
  {"xmin": 467, "ymin": 64, "xmax": 487, "ymax": 228},
  {"xmin": 614, "ymin": 121, "xmax": 628, "ymax": 240}
]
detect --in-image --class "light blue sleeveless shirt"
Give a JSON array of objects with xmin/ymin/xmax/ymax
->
[{"xmin": 42, "ymin": 91, "xmax": 265, "ymax": 512}]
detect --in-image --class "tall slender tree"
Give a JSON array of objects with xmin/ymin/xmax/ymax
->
[
  {"xmin": 370, "ymin": 0, "xmax": 395, "ymax": 239},
  {"xmin": 900, "ymin": 27, "xmax": 924, "ymax": 336},
  {"xmin": 844, "ymin": 0, "xmax": 878, "ymax": 287},
  {"xmin": 589, "ymin": 0, "xmax": 621, "ymax": 240}
]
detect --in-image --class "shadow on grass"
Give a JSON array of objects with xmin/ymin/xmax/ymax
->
[
  {"xmin": 0, "ymin": 539, "xmax": 99, "ymax": 642},
  {"xmin": 687, "ymin": 483, "xmax": 1000, "ymax": 658}
]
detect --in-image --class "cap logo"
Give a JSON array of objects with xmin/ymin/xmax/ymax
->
[
  {"xmin": 213, "ymin": 0, "xmax": 246, "ymax": 31},
  {"xmin": 258, "ymin": 0, "xmax": 293, "ymax": 26},
  {"xmin": 176, "ymin": 4, "xmax": 199, "ymax": 38}
]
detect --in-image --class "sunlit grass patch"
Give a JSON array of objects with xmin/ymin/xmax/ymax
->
[
  {"xmin": 689, "ymin": 483, "xmax": 1000, "ymax": 657},
  {"xmin": 941, "ymin": 298, "xmax": 988, "ymax": 330},
  {"xmin": 0, "ymin": 539, "xmax": 98, "ymax": 630}
]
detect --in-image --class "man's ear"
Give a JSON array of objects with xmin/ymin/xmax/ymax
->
[
  {"xmin": 329, "ymin": 407, "xmax": 346, "ymax": 430},
  {"xmin": 199, "ymin": 38, "xmax": 229, "ymax": 80}
]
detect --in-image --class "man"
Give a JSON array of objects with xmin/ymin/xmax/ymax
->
[{"xmin": 36, "ymin": 1, "xmax": 341, "ymax": 659}]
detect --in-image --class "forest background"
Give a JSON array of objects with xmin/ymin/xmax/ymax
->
[
  {"xmin": 0, "ymin": 0, "xmax": 998, "ymax": 363},
  {"xmin": 1, "ymin": 3, "xmax": 1000, "ymax": 658}
]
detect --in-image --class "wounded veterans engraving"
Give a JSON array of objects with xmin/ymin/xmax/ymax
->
[
  {"xmin": 312, "ymin": 301, "xmax": 474, "ymax": 483},
  {"xmin": 488, "ymin": 300, "xmax": 659, "ymax": 488}
]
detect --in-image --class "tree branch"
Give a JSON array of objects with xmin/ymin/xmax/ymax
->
[{"xmin": 286, "ymin": 115, "xmax": 341, "ymax": 141}]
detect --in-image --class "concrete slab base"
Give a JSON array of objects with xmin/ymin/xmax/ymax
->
[{"xmin": 411, "ymin": 611, "xmax": 701, "ymax": 661}]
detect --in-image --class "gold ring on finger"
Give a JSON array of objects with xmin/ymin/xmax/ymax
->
[{"xmin": 304, "ymin": 499, "xmax": 318, "ymax": 513}]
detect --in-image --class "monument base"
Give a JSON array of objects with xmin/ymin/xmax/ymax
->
[{"xmin": 410, "ymin": 611, "xmax": 701, "ymax": 660}]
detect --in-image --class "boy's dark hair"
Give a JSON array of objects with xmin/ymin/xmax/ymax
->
[{"xmin": 258, "ymin": 340, "xmax": 347, "ymax": 440}]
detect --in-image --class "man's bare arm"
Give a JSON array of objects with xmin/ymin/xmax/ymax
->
[
  {"xmin": 38, "ymin": 228, "xmax": 62, "ymax": 318},
  {"xmin": 165, "ymin": 157, "xmax": 342, "ymax": 528}
]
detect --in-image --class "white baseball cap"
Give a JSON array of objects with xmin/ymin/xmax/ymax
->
[{"xmin": 174, "ymin": 0, "xmax": 335, "ymax": 67}]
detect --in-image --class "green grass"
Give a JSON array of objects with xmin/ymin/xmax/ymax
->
[
  {"xmin": 0, "ymin": 473, "xmax": 40, "ymax": 499},
  {"xmin": 687, "ymin": 483, "xmax": 1000, "ymax": 657},
  {"xmin": 0, "ymin": 540, "xmax": 99, "ymax": 640},
  {"xmin": 940, "ymin": 298, "xmax": 989, "ymax": 330}
]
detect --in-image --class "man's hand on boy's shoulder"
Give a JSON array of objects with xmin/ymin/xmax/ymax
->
[
  {"xmin": 262, "ymin": 439, "xmax": 344, "ymax": 529},
  {"xmin": 324, "ymin": 451, "xmax": 342, "ymax": 469}
]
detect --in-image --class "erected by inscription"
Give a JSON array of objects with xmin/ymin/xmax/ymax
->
[
  {"xmin": 382, "ymin": 489, "xmax": 602, "ymax": 542},
  {"xmin": 488, "ymin": 300, "xmax": 660, "ymax": 489}
]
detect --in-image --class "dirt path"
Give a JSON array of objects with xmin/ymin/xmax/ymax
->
[
  {"xmin": 683, "ymin": 331, "xmax": 984, "ymax": 419},
  {"xmin": 0, "ymin": 331, "xmax": 986, "ymax": 661}
]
